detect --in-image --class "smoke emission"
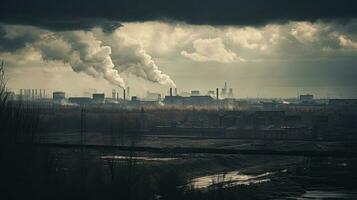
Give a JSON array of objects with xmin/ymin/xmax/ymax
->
[
  {"xmin": 96, "ymin": 30, "xmax": 176, "ymax": 87},
  {"xmin": 0, "ymin": 25, "xmax": 176, "ymax": 88}
]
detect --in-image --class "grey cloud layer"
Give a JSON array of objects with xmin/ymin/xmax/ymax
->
[
  {"xmin": 2, "ymin": 21, "xmax": 357, "ymax": 65},
  {"xmin": 181, "ymin": 38, "xmax": 243, "ymax": 63},
  {"xmin": 118, "ymin": 21, "xmax": 357, "ymax": 62},
  {"xmin": 1, "ymin": 20, "xmax": 357, "ymax": 94},
  {"xmin": 1, "ymin": 0, "xmax": 357, "ymax": 30}
]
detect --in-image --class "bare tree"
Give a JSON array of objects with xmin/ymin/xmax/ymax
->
[{"xmin": 0, "ymin": 61, "xmax": 8, "ymax": 104}]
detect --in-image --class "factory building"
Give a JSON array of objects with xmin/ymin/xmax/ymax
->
[
  {"xmin": 184, "ymin": 95, "xmax": 215, "ymax": 105},
  {"xmin": 220, "ymin": 82, "xmax": 233, "ymax": 99},
  {"xmin": 53, "ymin": 91, "xmax": 65, "ymax": 103},
  {"xmin": 164, "ymin": 96, "xmax": 184, "ymax": 105},
  {"xmin": 92, "ymin": 93, "xmax": 105, "ymax": 104},
  {"xmin": 146, "ymin": 91, "xmax": 161, "ymax": 101},
  {"xmin": 299, "ymin": 94, "xmax": 314, "ymax": 102},
  {"xmin": 68, "ymin": 97, "xmax": 92, "ymax": 106}
]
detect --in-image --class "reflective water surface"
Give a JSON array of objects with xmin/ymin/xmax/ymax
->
[
  {"xmin": 101, "ymin": 155, "xmax": 177, "ymax": 161},
  {"xmin": 189, "ymin": 171, "xmax": 272, "ymax": 189}
]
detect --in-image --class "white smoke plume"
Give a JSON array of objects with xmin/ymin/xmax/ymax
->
[
  {"xmin": 1, "ymin": 25, "xmax": 176, "ymax": 88},
  {"xmin": 95, "ymin": 29, "xmax": 176, "ymax": 87},
  {"xmin": 35, "ymin": 31, "xmax": 126, "ymax": 88}
]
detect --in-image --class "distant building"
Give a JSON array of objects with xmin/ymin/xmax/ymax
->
[
  {"xmin": 191, "ymin": 90, "xmax": 200, "ymax": 96},
  {"xmin": 130, "ymin": 96, "xmax": 141, "ymax": 106},
  {"xmin": 221, "ymin": 82, "xmax": 227, "ymax": 98},
  {"xmin": 184, "ymin": 95, "xmax": 215, "ymax": 105},
  {"xmin": 53, "ymin": 91, "xmax": 65, "ymax": 103},
  {"xmin": 92, "ymin": 93, "xmax": 105, "ymax": 104},
  {"xmin": 68, "ymin": 97, "xmax": 92, "ymax": 105},
  {"xmin": 164, "ymin": 94, "xmax": 215, "ymax": 106},
  {"xmin": 131, "ymin": 96, "xmax": 140, "ymax": 101},
  {"xmin": 164, "ymin": 96, "xmax": 184, "ymax": 105},
  {"xmin": 146, "ymin": 91, "xmax": 161, "ymax": 100},
  {"xmin": 221, "ymin": 82, "xmax": 234, "ymax": 99},
  {"xmin": 228, "ymin": 88, "xmax": 233, "ymax": 98},
  {"xmin": 299, "ymin": 94, "xmax": 314, "ymax": 102}
]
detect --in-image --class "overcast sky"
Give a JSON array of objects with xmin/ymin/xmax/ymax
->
[{"xmin": 1, "ymin": 0, "xmax": 357, "ymax": 98}]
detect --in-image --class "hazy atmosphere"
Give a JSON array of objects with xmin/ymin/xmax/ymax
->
[
  {"xmin": 1, "ymin": 0, "xmax": 357, "ymax": 98},
  {"xmin": 1, "ymin": 1, "xmax": 357, "ymax": 200}
]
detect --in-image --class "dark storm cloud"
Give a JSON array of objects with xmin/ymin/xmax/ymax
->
[
  {"xmin": 1, "ymin": 0, "xmax": 357, "ymax": 30},
  {"xmin": 0, "ymin": 26, "xmax": 41, "ymax": 52},
  {"xmin": 1, "ymin": 18, "xmax": 122, "ymax": 32}
]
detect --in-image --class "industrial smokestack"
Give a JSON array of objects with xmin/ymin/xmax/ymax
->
[
  {"xmin": 123, "ymin": 89, "xmax": 126, "ymax": 101},
  {"xmin": 216, "ymin": 88, "xmax": 219, "ymax": 101},
  {"xmin": 116, "ymin": 92, "xmax": 119, "ymax": 101},
  {"xmin": 170, "ymin": 88, "xmax": 172, "ymax": 97},
  {"xmin": 127, "ymin": 87, "xmax": 130, "ymax": 99},
  {"xmin": 175, "ymin": 88, "xmax": 178, "ymax": 96}
]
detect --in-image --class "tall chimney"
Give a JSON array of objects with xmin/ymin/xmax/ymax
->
[
  {"xmin": 216, "ymin": 88, "xmax": 219, "ymax": 101},
  {"xmin": 127, "ymin": 87, "xmax": 130, "ymax": 99},
  {"xmin": 174, "ymin": 88, "xmax": 178, "ymax": 96},
  {"xmin": 123, "ymin": 89, "xmax": 126, "ymax": 101},
  {"xmin": 170, "ymin": 88, "xmax": 172, "ymax": 97},
  {"xmin": 116, "ymin": 92, "xmax": 119, "ymax": 101}
]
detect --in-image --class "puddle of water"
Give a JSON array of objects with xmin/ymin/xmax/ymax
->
[
  {"xmin": 101, "ymin": 155, "xmax": 177, "ymax": 161},
  {"xmin": 189, "ymin": 171, "xmax": 273, "ymax": 189},
  {"xmin": 296, "ymin": 190, "xmax": 357, "ymax": 199}
]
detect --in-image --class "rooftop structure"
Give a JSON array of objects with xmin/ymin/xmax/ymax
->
[
  {"xmin": 299, "ymin": 94, "xmax": 314, "ymax": 102},
  {"xmin": 53, "ymin": 91, "xmax": 65, "ymax": 103},
  {"xmin": 92, "ymin": 93, "xmax": 105, "ymax": 104}
]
